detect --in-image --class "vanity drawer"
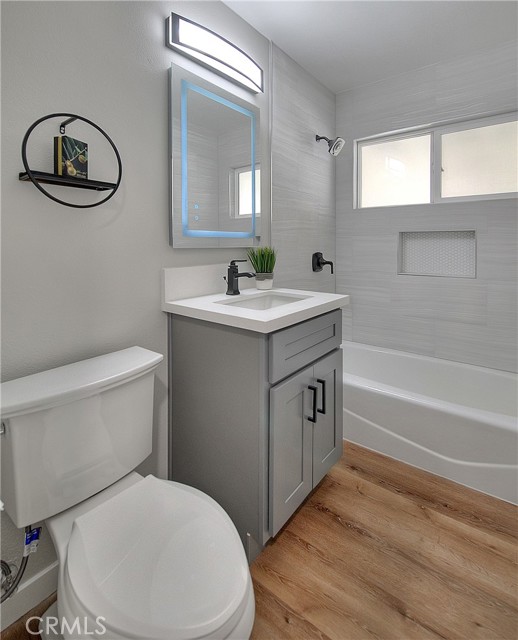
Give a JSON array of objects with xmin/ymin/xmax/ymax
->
[{"xmin": 269, "ymin": 310, "xmax": 342, "ymax": 383}]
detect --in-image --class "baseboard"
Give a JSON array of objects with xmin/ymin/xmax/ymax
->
[{"xmin": 1, "ymin": 561, "xmax": 58, "ymax": 630}]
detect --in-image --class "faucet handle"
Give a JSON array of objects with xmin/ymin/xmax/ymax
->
[
  {"xmin": 312, "ymin": 252, "xmax": 334, "ymax": 274},
  {"xmin": 230, "ymin": 259, "xmax": 247, "ymax": 266}
]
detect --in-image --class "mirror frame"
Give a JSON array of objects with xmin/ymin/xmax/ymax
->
[{"xmin": 169, "ymin": 63, "xmax": 260, "ymax": 247}]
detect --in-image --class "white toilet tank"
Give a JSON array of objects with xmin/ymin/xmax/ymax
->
[{"xmin": 1, "ymin": 347, "xmax": 163, "ymax": 528}]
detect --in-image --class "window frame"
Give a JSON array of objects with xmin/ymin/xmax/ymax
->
[
  {"xmin": 355, "ymin": 111, "xmax": 517, "ymax": 209},
  {"xmin": 229, "ymin": 164, "xmax": 261, "ymax": 219}
]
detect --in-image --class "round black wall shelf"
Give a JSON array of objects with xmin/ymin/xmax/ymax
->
[{"xmin": 20, "ymin": 113, "xmax": 122, "ymax": 209}]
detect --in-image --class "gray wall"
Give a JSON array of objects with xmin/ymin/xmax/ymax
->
[
  {"xmin": 271, "ymin": 45, "xmax": 336, "ymax": 292},
  {"xmin": 335, "ymin": 42, "xmax": 517, "ymax": 372},
  {"xmin": 0, "ymin": 0, "xmax": 270, "ymax": 626}
]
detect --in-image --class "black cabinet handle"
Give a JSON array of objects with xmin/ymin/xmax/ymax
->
[
  {"xmin": 317, "ymin": 378, "xmax": 326, "ymax": 414},
  {"xmin": 308, "ymin": 385, "xmax": 317, "ymax": 423}
]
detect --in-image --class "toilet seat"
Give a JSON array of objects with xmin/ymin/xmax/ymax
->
[{"xmin": 64, "ymin": 475, "xmax": 252, "ymax": 640}]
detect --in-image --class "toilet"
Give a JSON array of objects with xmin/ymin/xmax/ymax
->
[{"xmin": 1, "ymin": 347, "xmax": 255, "ymax": 639}]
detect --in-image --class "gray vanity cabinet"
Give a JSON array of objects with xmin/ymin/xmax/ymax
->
[
  {"xmin": 269, "ymin": 349, "xmax": 342, "ymax": 536},
  {"xmin": 169, "ymin": 309, "xmax": 342, "ymax": 561}
]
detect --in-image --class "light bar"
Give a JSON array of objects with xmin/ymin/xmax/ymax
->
[{"xmin": 165, "ymin": 13, "xmax": 263, "ymax": 93}]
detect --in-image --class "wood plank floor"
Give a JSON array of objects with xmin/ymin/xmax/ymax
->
[
  {"xmin": 3, "ymin": 442, "xmax": 516, "ymax": 640},
  {"xmin": 250, "ymin": 442, "xmax": 518, "ymax": 640}
]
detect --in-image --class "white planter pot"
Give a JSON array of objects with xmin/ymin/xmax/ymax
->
[{"xmin": 255, "ymin": 273, "xmax": 274, "ymax": 290}]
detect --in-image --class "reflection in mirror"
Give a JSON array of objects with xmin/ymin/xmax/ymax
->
[
  {"xmin": 170, "ymin": 64, "xmax": 261, "ymax": 248},
  {"xmin": 232, "ymin": 165, "xmax": 260, "ymax": 218}
]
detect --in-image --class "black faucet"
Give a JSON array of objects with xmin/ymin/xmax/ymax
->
[
  {"xmin": 312, "ymin": 252, "xmax": 334, "ymax": 274},
  {"xmin": 224, "ymin": 260, "xmax": 255, "ymax": 295}
]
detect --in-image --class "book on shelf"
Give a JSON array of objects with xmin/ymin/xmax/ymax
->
[{"xmin": 54, "ymin": 135, "xmax": 88, "ymax": 180}]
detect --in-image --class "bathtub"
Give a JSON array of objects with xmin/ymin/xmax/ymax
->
[{"xmin": 342, "ymin": 341, "xmax": 518, "ymax": 504}]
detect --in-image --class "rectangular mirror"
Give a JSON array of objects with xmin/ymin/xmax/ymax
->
[{"xmin": 170, "ymin": 63, "xmax": 261, "ymax": 248}]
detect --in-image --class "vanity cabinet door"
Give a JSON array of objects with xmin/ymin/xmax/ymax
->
[
  {"xmin": 312, "ymin": 349, "xmax": 343, "ymax": 487},
  {"xmin": 269, "ymin": 365, "xmax": 314, "ymax": 536},
  {"xmin": 269, "ymin": 348, "xmax": 343, "ymax": 537}
]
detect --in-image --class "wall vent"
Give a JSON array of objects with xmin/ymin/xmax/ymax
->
[{"xmin": 398, "ymin": 230, "xmax": 476, "ymax": 278}]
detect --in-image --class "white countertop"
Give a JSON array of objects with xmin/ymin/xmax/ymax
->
[{"xmin": 162, "ymin": 287, "xmax": 349, "ymax": 333}]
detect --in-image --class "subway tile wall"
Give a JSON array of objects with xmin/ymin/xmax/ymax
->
[{"xmin": 335, "ymin": 42, "xmax": 517, "ymax": 372}]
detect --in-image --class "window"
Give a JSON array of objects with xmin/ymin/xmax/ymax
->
[
  {"xmin": 359, "ymin": 134, "xmax": 431, "ymax": 207},
  {"xmin": 439, "ymin": 120, "xmax": 518, "ymax": 198},
  {"xmin": 356, "ymin": 113, "xmax": 517, "ymax": 208}
]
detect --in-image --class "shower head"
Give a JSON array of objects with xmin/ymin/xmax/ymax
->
[{"xmin": 315, "ymin": 134, "xmax": 345, "ymax": 157}]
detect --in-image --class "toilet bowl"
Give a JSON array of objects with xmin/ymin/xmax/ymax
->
[
  {"xmin": 50, "ymin": 475, "xmax": 255, "ymax": 639},
  {"xmin": 1, "ymin": 347, "xmax": 255, "ymax": 640}
]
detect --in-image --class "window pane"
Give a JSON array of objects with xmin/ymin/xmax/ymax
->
[
  {"xmin": 441, "ymin": 121, "xmax": 518, "ymax": 198},
  {"xmin": 238, "ymin": 169, "xmax": 260, "ymax": 216},
  {"xmin": 360, "ymin": 135, "xmax": 431, "ymax": 207}
]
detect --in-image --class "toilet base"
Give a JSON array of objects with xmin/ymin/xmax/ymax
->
[{"xmin": 38, "ymin": 589, "xmax": 255, "ymax": 640}]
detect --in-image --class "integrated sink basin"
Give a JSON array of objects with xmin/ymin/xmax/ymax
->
[
  {"xmin": 216, "ymin": 292, "xmax": 309, "ymax": 310},
  {"xmin": 162, "ymin": 275, "xmax": 350, "ymax": 333}
]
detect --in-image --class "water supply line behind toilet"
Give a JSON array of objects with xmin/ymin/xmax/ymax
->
[{"xmin": 0, "ymin": 524, "xmax": 35, "ymax": 603}]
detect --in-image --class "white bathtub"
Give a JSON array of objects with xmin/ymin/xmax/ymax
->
[{"xmin": 342, "ymin": 342, "xmax": 518, "ymax": 504}]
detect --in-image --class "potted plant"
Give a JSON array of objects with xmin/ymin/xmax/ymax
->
[{"xmin": 247, "ymin": 246, "xmax": 277, "ymax": 290}]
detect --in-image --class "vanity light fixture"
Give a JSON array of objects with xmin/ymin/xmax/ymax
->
[{"xmin": 165, "ymin": 13, "xmax": 263, "ymax": 93}]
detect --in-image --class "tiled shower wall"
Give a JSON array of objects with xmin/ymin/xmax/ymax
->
[
  {"xmin": 335, "ymin": 42, "xmax": 517, "ymax": 372},
  {"xmin": 271, "ymin": 45, "xmax": 336, "ymax": 292}
]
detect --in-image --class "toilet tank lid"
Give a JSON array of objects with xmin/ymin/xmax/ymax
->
[{"xmin": 1, "ymin": 347, "xmax": 163, "ymax": 419}]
